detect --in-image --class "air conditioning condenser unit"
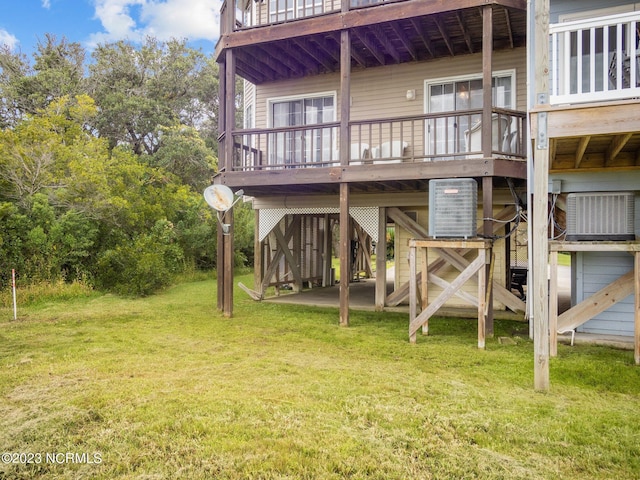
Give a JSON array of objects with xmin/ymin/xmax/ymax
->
[
  {"xmin": 429, "ymin": 178, "xmax": 477, "ymax": 239},
  {"xmin": 566, "ymin": 192, "xmax": 635, "ymax": 241}
]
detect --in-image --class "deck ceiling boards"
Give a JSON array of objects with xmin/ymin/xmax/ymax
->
[
  {"xmin": 231, "ymin": 5, "xmax": 526, "ymax": 84},
  {"xmin": 550, "ymin": 133, "xmax": 640, "ymax": 172}
]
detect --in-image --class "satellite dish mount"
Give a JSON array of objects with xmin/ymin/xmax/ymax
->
[{"xmin": 203, "ymin": 185, "xmax": 244, "ymax": 235}]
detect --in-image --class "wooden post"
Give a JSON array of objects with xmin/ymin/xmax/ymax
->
[
  {"xmin": 478, "ymin": 247, "xmax": 487, "ymax": 349},
  {"xmin": 221, "ymin": 48, "xmax": 237, "ymax": 318},
  {"xmin": 375, "ymin": 207, "xmax": 387, "ymax": 311},
  {"xmin": 323, "ymin": 214, "xmax": 332, "ymax": 287},
  {"xmin": 420, "ymin": 247, "xmax": 429, "ymax": 334},
  {"xmin": 223, "ymin": 209, "xmax": 234, "ymax": 317},
  {"xmin": 338, "ymin": 27, "xmax": 351, "ymax": 326},
  {"xmin": 482, "ymin": 5, "xmax": 493, "ymax": 159},
  {"xmin": 420, "ymin": 247, "xmax": 429, "ymax": 335},
  {"xmin": 217, "ymin": 210, "xmax": 225, "ymax": 312},
  {"xmin": 409, "ymin": 243, "xmax": 417, "ymax": 343},
  {"xmin": 533, "ymin": 0, "xmax": 550, "ymax": 391},
  {"xmin": 254, "ymin": 209, "xmax": 262, "ymax": 293},
  {"xmin": 549, "ymin": 250, "xmax": 558, "ymax": 356},
  {"xmin": 482, "ymin": 177, "xmax": 494, "ymax": 336},
  {"xmin": 224, "ymin": 49, "xmax": 236, "ymax": 174},
  {"xmin": 339, "ymin": 183, "xmax": 350, "ymax": 326}
]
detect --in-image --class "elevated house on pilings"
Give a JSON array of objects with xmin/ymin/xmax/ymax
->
[
  {"xmin": 213, "ymin": 0, "xmax": 529, "ymax": 331},
  {"xmin": 529, "ymin": 0, "xmax": 640, "ymax": 375}
]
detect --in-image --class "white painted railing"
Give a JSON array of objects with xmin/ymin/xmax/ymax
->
[{"xmin": 550, "ymin": 12, "xmax": 640, "ymax": 105}]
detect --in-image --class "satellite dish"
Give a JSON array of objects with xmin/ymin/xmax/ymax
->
[
  {"xmin": 204, "ymin": 185, "xmax": 235, "ymax": 212},
  {"xmin": 203, "ymin": 185, "xmax": 245, "ymax": 235}
]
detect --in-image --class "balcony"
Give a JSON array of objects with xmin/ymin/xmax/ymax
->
[
  {"xmin": 550, "ymin": 11, "xmax": 640, "ymax": 105},
  {"xmin": 231, "ymin": 108, "xmax": 526, "ymax": 171},
  {"xmin": 217, "ymin": 0, "xmax": 527, "ymax": 84}
]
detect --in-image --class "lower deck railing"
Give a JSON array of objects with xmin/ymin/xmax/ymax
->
[{"xmin": 230, "ymin": 108, "xmax": 526, "ymax": 172}]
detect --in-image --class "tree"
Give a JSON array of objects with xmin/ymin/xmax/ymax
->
[
  {"xmin": 0, "ymin": 95, "xmax": 99, "ymax": 208},
  {"xmin": 87, "ymin": 38, "xmax": 212, "ymax": 156},
  {"xmin": 151, "ymin": 125, "xmax": 216, "ymax": 190},
  {"xmin": 0, "ymin": 35, "xmax": 85, "ymax": 128}
]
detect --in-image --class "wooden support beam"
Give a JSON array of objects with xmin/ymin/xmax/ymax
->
[
  {"xmin": 478, "ymin": 248, "xmax": 487, "ymax": 349},
  {"xmin": 223, "ymin": 209, "xmax": 235, "ymax": 317},
  {"xmin": 409, "ymin": 251, "xmax": 486, "ymax": 341},
  {"xmin": 409, "ymin": 244, "xmax": 418, "ymax": 343},
  {"xmin": 455, "ymin": 12, "xmax": 474, "ymax": 54},
  {"xmin": 217, "ymin": 209, "xmax": 224, "ymax": 311},
  {"xmin": 409, "ymin": 18, "xmax": 435, "ymax": 57},
  {"xmin": 339, "ymin": 28, "xmax": 351, "ymax": 326},
  {"xmin": 260, "ymin": 217, "xmax": 300, "ymax": 292},
  {"xmin": 386, "ymin": 206, "xmax": 525, "ymax": 313},
  {"xmin": 549, "ymin": 250, "xmax": 558, "ymax": 356},
  {"xmin": 375, "ymin": 207, "xmax": 387, "ymax": 311},
  {"xmin": 556, "ymin": 270, "xmax": 634, "ymax": 334},
  {"xmin": 533, "ymin": 0, "xmax": 550, "ymax": 392},
  {"xmin": 273, "ymin": 221, "xmax": 303, "ymax": 292},
  {"xmin": 339, "ymin": 184, "xmax": 350, "ymax": 326},
  {"xmin": 482, "ymin": 6, "xmax": 493, "ymax": 159},
  {"xmin": 483, "ymin": 176, "xmax": 494, "ymax": 336},
  {"xmin": 434, "ymin": 15, "xmax": 455, "ymax": 56},
  {"xmin": 323, "ymin": 214, "xmax": 332, "ymax": 287},
  {"xmin": 354, "ymin": 29, "xmax": 387, "ymax": 65},
  {"xmin": 371, "ymin": 25, "xmax": 401, "ymax": 63},
  {"xmin": 605, "ymin": 133, "xmax": 633, "ymax": 165},
  {"xmin": 254, "ymin": 209, "xmax": 262, "ymax": 293},
  {"xmin": 504, "ymin": 8, "xmax": 514, "ymax": 49},
  {"xmin": 575, "ymin": 136, "xmax": 590, "ymax": 169},
  {"xmin": 390, "ymin": 23, "xmax": 418, "ymax": 60}
]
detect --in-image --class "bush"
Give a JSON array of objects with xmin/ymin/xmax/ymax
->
[{"xmin": 95, "ymin": 219, "xmax": 184, "ymax": 296}]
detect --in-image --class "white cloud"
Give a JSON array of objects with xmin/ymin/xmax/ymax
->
[
  {"xmin": 87, "ymin": 0, "xmax": 221, "ymax": 48},
  {"xmin": 0, "ymin": 29, "xmax": 19, "ymax": 50},
  {"xmin": 42, "ymin": 0, "xmax": 52, "ymax": 8}
]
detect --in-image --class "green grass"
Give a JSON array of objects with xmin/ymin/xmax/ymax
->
[{"xmin": 1, "ymin": 274, "xmax": 639, "ymax": 479}]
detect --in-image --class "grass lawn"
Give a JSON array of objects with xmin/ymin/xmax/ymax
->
[{"xmin": 1, "ymin": 273, "xmax": 639, "ymax": 479}]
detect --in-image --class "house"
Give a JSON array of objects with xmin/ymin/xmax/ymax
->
[
  {"xmin": 213, "ymin": 0, "xmax": 530, "ymax": 334},
  {"xmin": 529, "ymin": 0, "xmax": 640, "ymax": 382}
]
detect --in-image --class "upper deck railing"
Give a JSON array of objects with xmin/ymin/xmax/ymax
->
[
  {"xmin": 550, "ymin": 11, "xmax": 640, "ymax": 105},
  {"xmin": 221, "ymin": 0, "xmax": 403, "ymax": 33}
]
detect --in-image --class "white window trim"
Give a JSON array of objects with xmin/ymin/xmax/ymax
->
[
  {"xmin": 266, "ymin": 91, "xmax": 338, "ymax": 128},
  {"xmin": 244, "ymin": 80, "xmax": 256, "ymax": 129},
  {"xmin": 423, "ymin": 69, "xmax": 517, "ymax": 113}
]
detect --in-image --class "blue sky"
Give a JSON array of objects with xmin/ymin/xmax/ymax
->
[{"xmin": 0, "ymin": 0, "xmax": 223, "ymax": 59}]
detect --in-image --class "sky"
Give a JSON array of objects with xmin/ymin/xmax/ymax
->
[{"xmin": 0, "ymin": 0, "xmax": 223, "ymax": 59}]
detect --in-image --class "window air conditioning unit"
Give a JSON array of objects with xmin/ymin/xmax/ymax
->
[
  {"xmin": 566, "ymin": 192, "xmax": 635, "ymax": 241},
  {"xmin": 429, "ymin": 178, "xmax": 477, "ymax": 239}
]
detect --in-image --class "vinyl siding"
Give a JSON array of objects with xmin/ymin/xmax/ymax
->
[
  {"xmin": 577, "ymin": 252, "xmax": 635, "ymax": 336},
  {"xmin": 249, "ymin": 47, "xmax": 527, "ymax": 128}
]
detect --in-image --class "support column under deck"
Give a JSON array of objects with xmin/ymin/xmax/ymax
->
[{"xmin": 375, "ymin": 207, "xmax": 387, "ymax": 311}]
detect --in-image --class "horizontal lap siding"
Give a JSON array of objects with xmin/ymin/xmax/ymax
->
[
  {"xmin": 578, "ymin": 251, "xmax": 635, "ymax": 336},
  {"xmin": 250, "ymin": 48, "xmax": 527, "ymax": 129}
]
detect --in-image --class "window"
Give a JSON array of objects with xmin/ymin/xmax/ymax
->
[
  {"xmin": 268, "ymin": 93, "xmax": 336, "ymax": 166},
  {"xmin": 425, "ymin": 72, "xmax": 514, "ymax": 157}
]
